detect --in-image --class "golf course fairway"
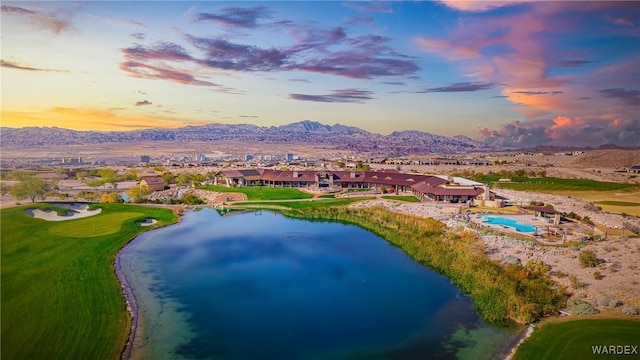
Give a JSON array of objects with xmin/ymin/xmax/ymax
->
[{"xmin": 1, "ymin": 203, "xmax": 178, "ymax": 360}]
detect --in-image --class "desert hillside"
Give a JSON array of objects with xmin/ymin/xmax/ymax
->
[{"xmin": 571, "ymin": 149, "xmax": 640, "ymax": 168}]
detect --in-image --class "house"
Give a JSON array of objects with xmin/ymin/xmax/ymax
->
[
  {"xmin": 218, "ymin": 168, "xmax": 489, "ymax": 203},
  {"xmin": 624, "ymin": 166, "xmax": 640, "ymax": 174},
  {"xmin": 140, "ymin": 175, "xmax": 165, "ymax": 191},
  {"xmin": 411, "ymin": 176, "xmax": 486, "ymax": 203}
]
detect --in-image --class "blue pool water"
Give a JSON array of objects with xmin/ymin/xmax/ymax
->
[{"xmin": 479, "ymin": 215, "xmax": 536, "ymax": 233}]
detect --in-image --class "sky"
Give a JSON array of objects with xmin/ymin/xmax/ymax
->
[{"xmin": 1, "ymin": 1, "xmax": 639, "ymax": 148}]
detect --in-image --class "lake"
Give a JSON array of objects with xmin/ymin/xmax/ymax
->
[{"xmin": 118, "ymin": 209, "xmax": 520, "ymax": 360}]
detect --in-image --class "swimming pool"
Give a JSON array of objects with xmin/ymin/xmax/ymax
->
[{"xmin": 478, "ymin": 215, "xmax": 536, "ymax": 233}]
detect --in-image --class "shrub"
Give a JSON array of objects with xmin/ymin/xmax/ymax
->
[
  {"xmin": 567, "ymin": 298, "xmax": 599, "ymax": 314},
  {"xmin": 527, "ymin": 259, "xmax": 551, "ymax": 277},
  {"xmin": 593, "ymin": 271, "xmax": 604, "ymax": 280},
  {"xmin": 554, "ymin": 270, "xmax": 568, "ymax": 278},
  {"xmin": 100, "ymin": 192, "xmax": 123, "ymax": 203},
  {"xmin": 180, "ymin": 193, "xmax": 204, "ymax": 205},
  {"xmin": 609, "ymin": 299, "xmax": 622, "ymax": 308},
  {"xmin": 579, "ymin": 250, "xmax": 599, "ymax": 267},
  {"xmin": 569, "ymin": 275, "xmax": 581, "ymax": 289},
  {"xmin": 622, "ymin": 307, "xmax": 638, "ymax": 315},
  {"xmin": 503, "ymin": 255, "xmax": 521, "ymax": 265},
  {"xmin": 595, "ymin": 295, "xmax": 622, "ymax": 308}
]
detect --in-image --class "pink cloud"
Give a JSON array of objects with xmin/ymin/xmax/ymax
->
[
  {"xmin": 481, "ymin": 115, "xmax": 640, "ymax": 148},
  {"xmin": 1, "ymin": 5, "xmax": 74, "ymax": 34},
  {"xmin": 437, "ymin": 1, "xmax": 529, "ymax": 12}
]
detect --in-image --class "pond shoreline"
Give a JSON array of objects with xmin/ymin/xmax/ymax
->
[
  {"xmin": 115, "ymin": 207, "xmax": 524, "ymax": 359},
  {"xmin": 116, "ymin": 204, "xmax": 183, "ymax": 360}
]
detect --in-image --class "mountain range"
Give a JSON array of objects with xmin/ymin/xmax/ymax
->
[{"xmin": 1, "ymin": 120, "xmax": 501, "ymax": 156}]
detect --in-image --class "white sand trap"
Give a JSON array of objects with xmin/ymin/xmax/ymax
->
[
  {"xmin": 25, "ymin": 203, "xmax": 102, "ymax": 221},
  {"xmin": 137, "ymin": 218, "xmax": 157, "ymax": 226}
]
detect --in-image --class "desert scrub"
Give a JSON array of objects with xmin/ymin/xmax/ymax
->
[
  {"xmin": 526, "ymin": 259, "xmax": 551, "ymax": 277},
  {"xmin": 569, "ymin": 275, "xmax": 582, "ymax": 289},
  {"xmin": 578, "ymin": 250, "xmax": 599, "ymax": 267},
  {"xmin": 567, "ymin": 298, "xmax": 599, "ymax": 314},
  {"xmin": 622, "ymin": 307, "xmax": 638, "ymax": 315},
  {"xmin": 598, "ymin": 295, "xmax": 622, "ymax": 307},
  {"xmin": 593, "ymin": 271, "xmax": 604, "ymax": 280},
  {"xmin": 285, "ymin": 206, "xmax": 566, "ymax": 324}
]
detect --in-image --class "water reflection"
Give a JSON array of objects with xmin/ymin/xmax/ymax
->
[{"xmin": 119, "ymin": 209, "xmax": 518, "ymax": 360}]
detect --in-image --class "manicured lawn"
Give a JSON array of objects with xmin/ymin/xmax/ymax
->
[
  {"xmin": 197, "ymin": 185, "xmax": 313, "ymax": 200},
  {"xmin": 494, "ymin": 177, "xmax": 640, "ymax": 192},
  {"xmin": 514, "ymin": 319, "xmax": 640, "ymax": 360},
  {"xmin": 381, "ymin": 195, "xmax": 421, "ymax": 202},
  {"xmin": 237, "ymin": 197, "xmax": 375, "ymax": 210},
  {"xmin": 1, "ymin": 203, "xmax": 178, "ymax": 360},
  {"xmin": 596, "ymin": 200, "xmax": 640, "ymax": 207},
  {"xmin": 492, "ymin": 178, "xmax": 640, "ymax": 216}
]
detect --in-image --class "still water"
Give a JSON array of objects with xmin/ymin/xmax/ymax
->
[{"xmin": 118, "ymin": 209, "xmax": 519, "ymax": 360}]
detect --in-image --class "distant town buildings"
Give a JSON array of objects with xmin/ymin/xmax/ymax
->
[
  {"xmin": 140, "ymin": 155, "xmax": 150, "ymax": 163},
  {"xmin": 61, "ymin": 157, "xmax": 83, "ymax": 165}
]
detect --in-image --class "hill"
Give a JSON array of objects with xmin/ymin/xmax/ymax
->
[
  {"xmin": 0, "ymin": 120, "xmax": 500, "ymax": 156},
  {"xmin": 570, "ymin": 149, "xmax": 640, "ymax": 168}
]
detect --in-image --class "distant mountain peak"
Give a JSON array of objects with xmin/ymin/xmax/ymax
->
[{"xmin": 0, "ymin": 120, "xmax": 500, "ymax": 155}]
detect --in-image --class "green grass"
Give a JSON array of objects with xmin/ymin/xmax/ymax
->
[
  {"xmin": 514, "ymin": 319, "xmax": 640, "ymax": 360},
  {"xmin": 197, "ymin": 185, "xmax": 314, "ymax": 200},
  {"xmin": 1, "ymin": 203, "xmax": 178, "ymax": 360},
  {"xmin": 318, "ymin": 194, "xmax": 336, "ymax": 198},
  {"xmin": 237, "ymin": 197, "xmax": 375, "ymax": 210},
  {"xmin": 381, "ymin": 195, "xmax": 421, "ymax": 202},
  {"xmin": 596, "ymin": 200, "xmax": 640, "ymax": 207},
  {"xmin": 29, "ymin": 203, "xmax": 79, "ymax": 216},
  {"xmin": 494, "ymin": 177, "xmax": 640, "ymax": 192}
]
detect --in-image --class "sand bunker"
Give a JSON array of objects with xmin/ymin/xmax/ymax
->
[
  {"xmin": 137, "ymin": 218, "xmax": 158, "ymax": 226},
  {"xmin": 25, "ymin": 203, "xmax": 102, "ymax": 221}
]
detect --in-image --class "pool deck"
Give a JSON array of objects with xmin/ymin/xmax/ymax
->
[{"xmin": 469, "ymin": 212, "xmax": 591, "ymax": 242}]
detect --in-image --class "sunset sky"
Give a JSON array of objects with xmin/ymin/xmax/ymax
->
[{"xmin": 2, "ymin": 1, "xmax": 639, "ymax": 147}]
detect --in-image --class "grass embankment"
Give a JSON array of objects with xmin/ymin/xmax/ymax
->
[
  {"xmin": 197, "ymin": 184, "xmax": 313, "ymax": 200},
  {"xmin": 1, "ymin": 203, "xmax": 178, "ymax": 360},
  {"xmin": 283, "ymin": 206, "xmax": 565, "ymax": 324},
  {"xmin": 380, "ymin": 195, "xmax": 421, "ymax": 202},
  {"xmin": 514, "ymin": 319, "xmax": 640, "ymax": 360},
  {"xmin": 234, "ymin": 197, "xmax": 375, "ymax": 210}
]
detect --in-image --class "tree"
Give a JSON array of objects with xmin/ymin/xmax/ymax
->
[
  {"xmin": 128, "ymin": 183, "xmax": 151, "ymax": 203},
  {"xmin": 75, "ymin": 171, "xmax": 89, "ymax": 180},
  {"xmin": 101, "ymin": 192, "xmax": 123, "ymax": 203},
  {"xmin": 120, "ymin": 169, "xmax": 138, "ymax": 181},
  {"xmin": 9, "ymin": 177, "xmax": 51, "ymax": 203},
  {"xmin": 0, "ymin": 182, "xmax": 11, "ymax": 196},
  {"xmin": 176, "ymin": 173, "xmax": 192, "ymax": 186},
  {"xmin": 9, "ymin": 170, "xmax": 35, "ymax": 181},
  {"xmin": 97, "ymin": 168, "xmax": 117, "ymax": 179},
  {"xmin": 161, "ymin": 172, "xmax": 174, "ymax": 186},
  {"xmin": 86, "ymin": 179, "xmax": 105, "ymax": 189}
]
